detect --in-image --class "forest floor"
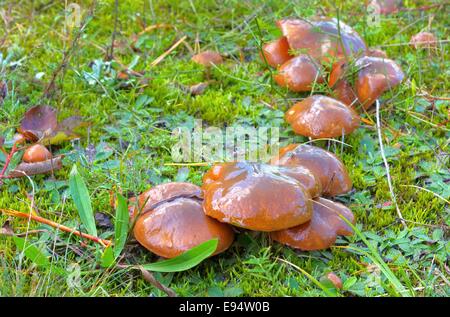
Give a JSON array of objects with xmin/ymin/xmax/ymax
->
[{"xmin": 0, "ymin": 0, "xmax": 449, "ymax": 297}]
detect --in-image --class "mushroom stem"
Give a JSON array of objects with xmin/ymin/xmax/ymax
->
[
  {"xmin": 375, "ymin": 99, "xmax": 407, "ymax": 228},
  {"xmin": 0, "ymin": 208, "xmax": 112, "ymax": 247}
]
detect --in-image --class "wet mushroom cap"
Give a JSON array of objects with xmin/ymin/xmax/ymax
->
[
  {"xmin": 130, "ymin": 182, "xmax": 203, "ymax": 220},
  {"xmin": 285, "ymin": 95, "xmax": 360, "ymax": 139},
  {"xmin": 277, "ymin": 18, "xmax": 366, "ymax": 64},
  {"xmin": 261, "ymin": 36, "xmax": 293, "ymax": 68},
  {"xmin": 202, "ymin": 162, "xmax": 314, "ymax": 232},
  {"xmin": 410, "ymin": 32, "xmax": 437, "ymax": 49},
  {"xmin": 274, "ymin": 55, "xmax": 324, "ymax": 92},
  {"xmin": 367, "ymin": 48, "xmax": 388, "ymax": 58},
  {"xmin": 22, "ymin": 144, "xmax": 52, "ymax": 163},
  {"xmin": 191, "ymin": 51, "xmax": 223, "ymax": 66},
  {"xmin": 270, "ymin": 197, "xmax": 355, "ymax": 251},
  {"xmin": 329, "ymin": 60, "xmax": 358, "ymax": 107},
  {"xmin": 355, "ymin": 56, "xmax": 405, "ymax": 108},
  {"xmin": 271, "ymin": 144, "xmax": 352, "ymax": 197},
  {"xmin": 133, "ymin": 197, "xmax": 234, "ymax": 258}
]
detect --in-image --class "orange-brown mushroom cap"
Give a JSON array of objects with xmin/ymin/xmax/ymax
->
[
  {"xmin": 191, "ymin": 51, "xmax": 223, "ymax": 67},
  {"xmin": 409, "ymin": 32, "xmax": 437, "ymax": 49},
  {"xmin": 132, "ymin": 182, "xmax": 234, "ymax": 258},
  {"xmin": 22, "ymin": 144, "xmax": 52, "ymax": 163},
  {"xmin": 134, "ymin": 197, "xmax": 234, "ymax": 258},
  {"xmin": 285, "ymin": 95, "xmax": 360, "ymax": 139},
  {"xmin": 277, "ymin": 18, "xmax": 366, "ymax": 64},
  {"xmin": 261, "ymin": 36, "xmax": 293, "ymax": 68},
  {"xmin": 270, "ymin": 197, "xmax": 355, "ymax": 251},
  {"xmin": 130, "ymin": 182, "xmax": 202, "ymax": 220},
  {"xmin": 329, "ymin": 60, "xmax": 359, "ymax": 107},
  {"xmin": 202, "ymin": 162, "xmax": 314, "ymax": 232},
  {"xmin": 367, "ymin": 0, "xmax": 402, "ymax": 15},
  {"xmin": 271, "ymin": 144, "xmax": 352, "ymax": 197},
  {"xmin": 355, "ymin": 56, "xmax": 405, "ymax": 109},
  {"xmin": 274, "ymin": 55, "xmax": 324, "ymax": 92}
]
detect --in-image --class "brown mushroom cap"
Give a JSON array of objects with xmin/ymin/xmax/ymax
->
[
  {"xmin": 410, "ymin": 32, "xmax": 437, "ymax": 49},
  {"xmin": 202, "ymin": 162, "xmax": 314, "ymax": 232},
  {"xmin": 261, "ymin": 36, "xmax": 293, "ymax": 68},
  {"xmin": 285, "ymin": 95, "xmax": 360, "ymax": 139},
  {"xmin": 367, "ymin": 48, "xmax": 388, "ymax": 59},
  {"xmin": 191, "ymin": 51, "xmax": 223, "ymax": 67},
  {"xmin": 270, "ymin": 197, "xmax": 355, "ymax": 251},
  {"xmin": 22, "ymin": 144, "xmax": 52, "ymax": 163},
  {"xmin": 355, "ymin": 56, "xmax": 405, "ymax": 108},
  {"xmin": 133, "ymin": 182, "xmax": 234, "ymax": 258},
  {"xmin": 277, "ymin": 18, "xmax": 366, "ymax": 64},
  {"xmin": 134, "ymin": 197, "xmax": 234, "ymax": 258},
  {"xmin": 271, "ymin": 144, "xmax": 352, "ymax": 197},
  {"xmin": 367, "ymin": 0, "xmax": 402, "ymax": 15},
  {"xmin": 274, "ymin": 55, "xmax": 324, "ymax": 92},
  {"xmin": 329, "ymin": 60, "xmax": 359, "ymax": 107}
]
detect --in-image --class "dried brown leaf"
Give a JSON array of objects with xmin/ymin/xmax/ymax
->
[
  {"xmin": 7, "ymin": 156, "xmax": 63, "ymax": 178},
  {"xmin": 18, "ymin": 105, "xmax": 57, "ymax": 141}
]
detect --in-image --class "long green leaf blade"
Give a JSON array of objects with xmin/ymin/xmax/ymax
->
[
  {"xmin": 13, "ymin": 236, "xmax": 50, "ymax": 268},
  {"xmin": 141, "ymin": 238, "xmax": 218, "ymax": 272},
  {"xmin": 69, "ymin": 164, "xmax": 97, "ymax": 236},
  {"xmin": 114, "ymin": 194, "xmax": 129, "ymax": 258}
]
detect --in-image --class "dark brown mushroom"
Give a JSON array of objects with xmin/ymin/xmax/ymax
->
[
  {"xmin": 191, "ymin": 51, "xmax": 223, "ymax": 67},
  {"xmin": 261, "ymin": 36, "xmax": 293, "ymax": 68},
  {"xmin": 133, "ymin": 182, "xmax": 234, "ymax": 258},
  {"xmin": 410, "ymin": 32, "xmax": 438, "ymax": 49},
  {"xmin": 22, "ymin": 144, "xmax": 52, "ymax": 163},
  {"xmin": 355, "ymin": 56, "xmax": 405, "ymax": 108},
  {"xmin": 277, "ymin": 18, "xmax": 366, "ymax": 64},
  {"xmin": 270, "ymin": 197, "xmax": 355, "ymax": 251},
  {"xmin": 285, "ymin": 95, "xmax": 360, "ymax": 138},
  {"xmin": 367, "ymin": 48, "xmax": 388, "ymax": 59},
  {"xmin": 202, "ymin": 162, "xmax": 315, "ymax": 232},
  {"xmin": 274, "ymin": 55, "xmax": 324, "ymax": 92},
  {"xmin": 271, "ymin": 144, "xmax": 352, "ymax": 197}
]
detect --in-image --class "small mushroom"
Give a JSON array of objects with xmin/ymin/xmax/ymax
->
[
  {"xmin": 270, "ymin": 197, "xmax": 355, "ymax": 251},
  {"xmin": 329, "ymin": 60, "xmax": 359, "ymax": 107},
  {"xmin": 202, "ymin": 162, "xmax": 315, "ymax": 232},
  {"xmin": 22, "ymin": 144, "xmax": 52, "ymax": 163},
  {"xmin": 191, "ymin": 51, "xmax": 223, "ymax": 67},
  {"xmin": 367, "ymin": 0, "xmax": 402, "ymax": 15},
  {"xmin": 355, "ymin": 56, "xmax": 405, "ymax": 108},
  {"xmin": 274, "ymin": 55, "xmax": 324, "ymax": 92},
  {"xmin": 261, "ymin": 36, "xmax": 293, "ymax": 68},
  {"xmin": 277, "ymin": 18, "xmax": 366, "ymax": 64},
  {"xmin": 271, "ymin": 144, "xmax": 352, "ymax": 197},
  {"xmin": 367, "ymin": 48, "xmax": 388, "ymax": 58},
  {"xmin": 133, "ymin": 182, "xmax": 234, "ymax": 258},
  {"xmin": 410, "ymin": 32, "xmax": 438, "ymax": 49},
  {"xmin": 285, "ymin": 95, "xmax": 360, "ymax": 139}
]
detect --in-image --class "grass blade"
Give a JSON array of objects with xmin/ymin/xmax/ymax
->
[
  {"xmin": 69, "ymin": 164, "xmax": 97, "ymax": 236},
  {"xmin": 141, "ymin": 238, "xmax": 218, "ymax": 272},
  {"xmin": 114, "ymin": 194, "xmax": 129, "ymax": 258}
]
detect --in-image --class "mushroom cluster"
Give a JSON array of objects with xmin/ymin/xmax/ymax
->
[
  {"xmin": 261, "ymin": 17, "xmax": 405, "ymax": 138},
  {"xmin": 131, "ymin": 144, "xmax": 355, "ymax": 257}
]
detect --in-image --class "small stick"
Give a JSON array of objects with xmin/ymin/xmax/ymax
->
[
  {"xmin": 0, "ymin": 142, "xmax": 18, "ymax": 183},
  {"xmin": 375, "ymin": 100, "xmax": 407, "ymax": 228},
  {"xmin": 0, "ymin": 208, "xmax": 111, "ymax": 247},
  {"xmin": 138, "ymin": 266, "xmax": 177, "ymax": 297},
  {"xmin": 4, "ymin": 156, "xmax": 63, "ymax": 179},
  {"xmin": 150, "ymin": 36, "xmax": 187, "ymax": 67}
]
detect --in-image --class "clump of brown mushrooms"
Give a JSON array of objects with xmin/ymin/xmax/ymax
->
[
  {"xmin": 132, "ymin": 182, "xmax": 234, "ymax": 258},
  {"xmin": 130, "ymin": 144, "xmax": 356, "ymax": 256},
  {"xmin": 329, "ymin": 56, "xmax": 405, "ymax": 109}
]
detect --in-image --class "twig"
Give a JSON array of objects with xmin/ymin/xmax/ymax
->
[
  {"xmin": 0, "ymin": 142, "xmax": 18, "ymax": 184},
  {"xmin": 42, "ymin": 2, "xmax": 95, "ymax": 98},
  {"xmin": 0, "ymin": 208, "xmax": 111, "ymax": 247},
  {"xmin": 375, "ymin": 100, "xmax": 407, "ymax": 228},
  {"xmin": 138, "ymin": 266, "xmax": 177, "ymax": 297},
  {"xmin": 107, "ymin": 0, "xmax": 119, "ymax": 60},
  {"xmin": 4, "ymin": 156, "xmax": 63, "ymax": 179},
  {"xmin": 150, "ymin": 36, "xmax": 187, "ymax": 67}
]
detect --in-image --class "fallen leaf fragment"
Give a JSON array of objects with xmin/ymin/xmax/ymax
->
[{"xmin": 7, "ymin": 156, "xmax": 63, "ymax": 178}]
